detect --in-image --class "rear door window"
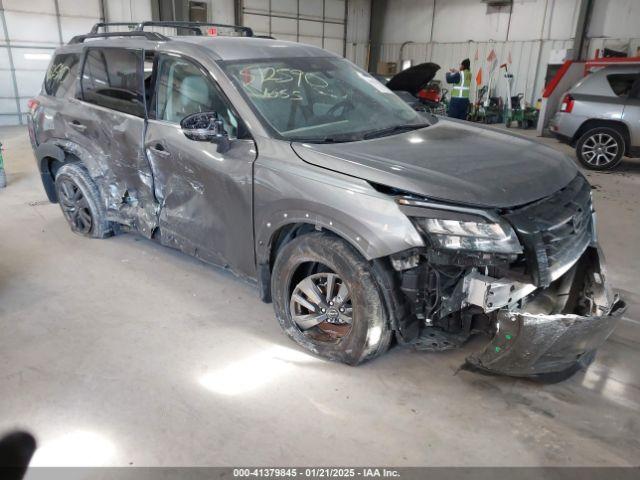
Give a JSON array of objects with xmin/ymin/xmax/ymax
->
[
  {"xmin": 80, "ymin": 48, "xmax": 145, "ymax": 117},
  {"xmin": 606, "ymin": 74, "xmax": 638, "ymax": 97},
  {"xmin": 44, "ymin": 53, "xmax": 80, "ymax": 98}
]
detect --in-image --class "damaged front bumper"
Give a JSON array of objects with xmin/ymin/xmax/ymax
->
[{"xmin": 465, "ymin": 246, "xmax": 626, "ymax": 378}]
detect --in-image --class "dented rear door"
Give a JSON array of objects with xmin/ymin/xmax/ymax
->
[{"xmin": 76, "ymin": 46, "xmax": 157, "ymax": 236}]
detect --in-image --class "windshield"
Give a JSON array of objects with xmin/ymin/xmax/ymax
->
[{"xmin": 221, "ymin": 56, "xmax": 427, "ymax": 142}]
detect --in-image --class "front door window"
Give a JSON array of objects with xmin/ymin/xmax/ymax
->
[{"xmin": 154, "ymin": 55, "xmax": 238, "ymax": 137}]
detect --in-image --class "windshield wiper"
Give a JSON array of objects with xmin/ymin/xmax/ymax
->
[
  {"xmin": 291, "ymin": 135, "xmax": 358, "ymax": 144},
  {"xmin": 362, "ymin": 123, "xmax": 431, "ymax": 140}
]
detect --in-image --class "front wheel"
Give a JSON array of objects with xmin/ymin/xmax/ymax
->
[
  {"xmin": 576, "ymin": 127, "xmax": 625, "ymax": 170},
  {"xmin": 271, "ymin": 233, "xmax": 391, "ymax": 365}
]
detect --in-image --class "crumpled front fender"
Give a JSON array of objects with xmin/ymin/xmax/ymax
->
[{"xmin": 465, "ymin": 247, "xmax": 627, "ymax": 379}]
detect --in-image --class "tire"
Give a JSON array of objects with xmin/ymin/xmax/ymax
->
[
  {"xmin": 271, "ymin": 232, "xmax": 392, "ymax": 365},
  {"xmin": 576, "ymin": 127, "xmax": 625, "ymax": 171},
  {"xmin": 54, "ymin": 163, "xmax": 112, "ymax": 238}
]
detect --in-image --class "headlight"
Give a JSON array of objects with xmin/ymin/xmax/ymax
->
[{"xmin": 414, "ymin": 218, "xmax": 522, "ymax": 254}]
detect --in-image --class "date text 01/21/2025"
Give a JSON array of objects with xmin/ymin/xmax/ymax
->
[{"xmin": 232, "ymin": 468, "xmax": 401, "ymax": 478}]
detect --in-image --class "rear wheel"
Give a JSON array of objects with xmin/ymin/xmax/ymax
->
[
  {"xmin": 54, "ymin": 163, "xmax": 112, "ymax": 238},
  {"xmin": 271, "ymin": 233, "xmax": 391, "ymax": 365},
  {"xmin": 576, "ymin": 127, "xmax": 625, "ymax": 170}
]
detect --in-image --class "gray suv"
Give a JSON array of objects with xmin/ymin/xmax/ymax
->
[
  {"xmin": 28, "ymin": 22, "xmax": 625, "ymax": 379},
  {"xmin": 551, "ymin": 65, "xmax": 640, "ymax": 170}
]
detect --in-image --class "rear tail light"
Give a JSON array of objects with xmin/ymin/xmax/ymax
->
[
  {"xmin": 27, "ymin": 98, "xmax": 40, "ymax": 114},
  {"xmin": 560, "ymin": 94, "xmax": 574, "ymax": 113}
]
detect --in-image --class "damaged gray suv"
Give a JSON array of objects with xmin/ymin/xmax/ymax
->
[{"xmin": 28, "ymin": 22, "xmax": 625, "ymax": 379}]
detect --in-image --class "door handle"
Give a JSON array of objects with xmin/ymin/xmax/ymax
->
[
  {"xmin": 149, "ymin": 143, "xmax": 171, "ymax": 157},
  {"xmin": 69, "ymin": 120, "xmax": 87, "ymax": 132}
]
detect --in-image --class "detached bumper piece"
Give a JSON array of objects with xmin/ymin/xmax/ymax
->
[{"xmin": 465, "ymin": 247, "xmax": 626, "ymax": 379}]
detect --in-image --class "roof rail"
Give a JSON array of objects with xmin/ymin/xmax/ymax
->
[
  {"xmin": 134, "ymin": 21, "xmax": 254, "ymax": 37},
  {"xmin": 90, "ymin": 22, "xmax": 140, "ymax": 33},
  {"xmin": 68, "ymin": 31, "xmax": 170, "ymax": 44}
]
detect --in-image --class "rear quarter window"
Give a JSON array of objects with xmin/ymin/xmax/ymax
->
[
  {"xmin": 44, "ymin": 53, "xmax": 80, "ymax": 97},
  {"xmin": 80, "ymin": 48, "xmax": 145, "ymax": 117},
  {"xmin": 606, "ymin": 74, "xmax": 637, "ymax": 97}
]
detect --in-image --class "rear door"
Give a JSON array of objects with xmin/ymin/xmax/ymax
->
[
  {"xmin": 144, "ymin": 53, "xmax": 257, "ymax": 277},
  {"xmin": 74, "ymin": 46, "xmax": 157, "ymax": 236}
]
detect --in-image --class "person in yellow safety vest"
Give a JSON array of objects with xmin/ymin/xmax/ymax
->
[{"xmin": 445, "ymin": 58, "xmax": 471, "ymax": 120}]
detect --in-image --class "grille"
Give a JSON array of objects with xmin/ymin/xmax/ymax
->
[{"xmin": 505, "ymin": 175, "xmax": 593, "ymax": 287}]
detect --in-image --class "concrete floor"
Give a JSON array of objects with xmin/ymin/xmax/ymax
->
[{"xmin": 1, "ymin": 124, "xmax": 639, "ymax": 467}]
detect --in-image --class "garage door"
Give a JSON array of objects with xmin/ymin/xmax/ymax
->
[
  {"xmin": 241, "ymin": 0, "xmax": 346, "ymax": 56},
  {"xmin": 0, "ymin": 0, "xmax": 101, "ymax": 125}
]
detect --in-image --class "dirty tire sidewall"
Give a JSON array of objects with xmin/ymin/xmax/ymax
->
[
  {"xmin": 54, "ymin": 163, "xmax": 112, "ymax": 238},
  {"xmin": 271, "ymin": 233, "xmax": 391, "ymax": 365},
  {"xmin": 576, "ymin": 127, "xmax": 625, "ymax": 171}
]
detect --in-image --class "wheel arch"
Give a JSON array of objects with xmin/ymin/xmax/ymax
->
[
  {"xmin": 572, "ymin": 119, "xmax": 631, "ymax": 153},
  {"xmin": 256, "ymin": 219, "xmax": 371, "ymax": 303},
  {"xmin": 35, "ymin": 142, "xmax": 90, "ymax": 202}
]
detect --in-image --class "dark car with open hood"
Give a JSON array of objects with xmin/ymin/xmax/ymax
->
[{"xmin": 27, "ymin": 22, "xmax": 625, "ymax": 380}]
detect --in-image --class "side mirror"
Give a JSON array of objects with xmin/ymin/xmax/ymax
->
[{"xmin": 180, "ymin": 112, "xmax": 230, "ymax": 153}]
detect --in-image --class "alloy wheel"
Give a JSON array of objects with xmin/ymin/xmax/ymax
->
[
  {"xmin": 289, "ymin": 272, "xmax": 353, "ymax": 341},
  {"xmin": 58, "ymin": 178, "xmax": 93, "ymax": 234},
  {"xmin": 581, "ymin": 133, "xmax": 619, "ymax": 167}
]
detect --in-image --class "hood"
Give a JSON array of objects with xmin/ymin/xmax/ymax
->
[
  {"xmin": 386, "ymin": 62, "xmax": 440, "ymax": 95},
  {"xmin": 291, "ymin": 120, "xmax": 579, "ymax": 209}
]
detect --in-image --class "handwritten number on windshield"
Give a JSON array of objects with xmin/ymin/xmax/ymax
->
[{"xmin": 239, "ymin": 66, "xmax": 330, "ymax": 100}]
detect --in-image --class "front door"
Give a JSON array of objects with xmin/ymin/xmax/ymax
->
[{"xmin": 145, "ymin": 53, "xmax": 257, "ymax": 278}]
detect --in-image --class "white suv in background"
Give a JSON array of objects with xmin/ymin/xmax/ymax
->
[{"xmin": 551, "ymin": 65, "xmax": 640, "ymax": 170}]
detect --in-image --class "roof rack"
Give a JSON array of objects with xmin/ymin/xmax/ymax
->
[
  {"xmin": 134, "ymin": 21, "xmax": 254, "ymax": 37},
  {"xmin": 68, "ymin": 31, "xmax": 170, "ymax": 44},
  {"xmin": 70, "ymin": 21, "xmax": 254, "ymax": 45},
  {"xmin": 90, "ymin": 22, "xmax": 140, "ymax": 33}
]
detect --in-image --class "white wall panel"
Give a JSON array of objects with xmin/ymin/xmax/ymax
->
[
  {"xmin": 9, "ymin": 48, "xmax": 53, "ymax": 70},
  {"xmin": 15, "ymin": 70, "xmax": 46, "ymax": 98},
  {"xmin": 0, "ymin": 115, "xmax": 21, "ymax": 125},
  {"xmin": 0, "ymin": 98, "xmax": 18, "ymax": 113},
  {"xmin": 244, "ymin": 0, "xmax": 268, "ymax": 13},
  {"xmin": 589, "ymin": 0, "xmax": 640, "ymax": 38},
  {"xmin": 299, "ymin": 36, "xmax": 323, "ymax": 48},
  {"xmin": 325, "ymin": 0, "xmax": 345, "ymax": 22},
  {"xmin": 324, "ymin": 22, "xmax": 343, "ymax": 39},
  {"xmin": 243, "ymin": 13, "xmax": 269, "ymax": 35},
  {"xmin": 60, "ymin": 16, "xmax": 100, "ymax": 43},
  {"xmin": 300, "ymin": 20, "xmax": 323, "ymax": 37},
  {"xmin": 58, "ymin": 0, "xmax": 101, "ymax": 16},
  {"xmin": 324, "ymin": 37, "xmax": 343, "ymax": 55},
  {"xmin": 241, "ymin": 0, "xmax": 347, "ymax": 54},
  {"xmin": 380, "ymin": 0, "xmax": 433, "ymax": 44},
  {"xmin": 271, "ymin": 16, "xmax": 297, "ymax": 35},
  {"xmin": 0, "ymin": 70, "xmax": 16, "ymax": 99},
  {"xmin": 271, "ymin": 0, "xmax": 297, "ymax": 15},
  {"xmin": 4, "ymin": 11, "xmax": 60, "ymax": 46},
  {"xmin": 3, "ymin": 0, "xmax": 56, "ymax": 15},
  {"xmin": 300, "ymin": 0, "xmax": 323, "ymax": 19},
  {"xmin": 104, "ymin": 0, "xmax": 152, "ymax": 22},
  {"xmin": 0, "ymin": 48, "xmax": 11, "ymax": 69},
  {"xmin": 209, "ymin": 0, "xmax": 235, "ymax": 24}
]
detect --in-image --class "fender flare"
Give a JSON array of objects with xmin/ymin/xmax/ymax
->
[{"xmin": 34, "ymin": 142, "xmax": 67, "ymax": 202}]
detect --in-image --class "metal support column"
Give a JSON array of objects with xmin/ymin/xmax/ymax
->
[{"xmin": 0, "ymin": 0, "xmax": 23, "ymax": 125}]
